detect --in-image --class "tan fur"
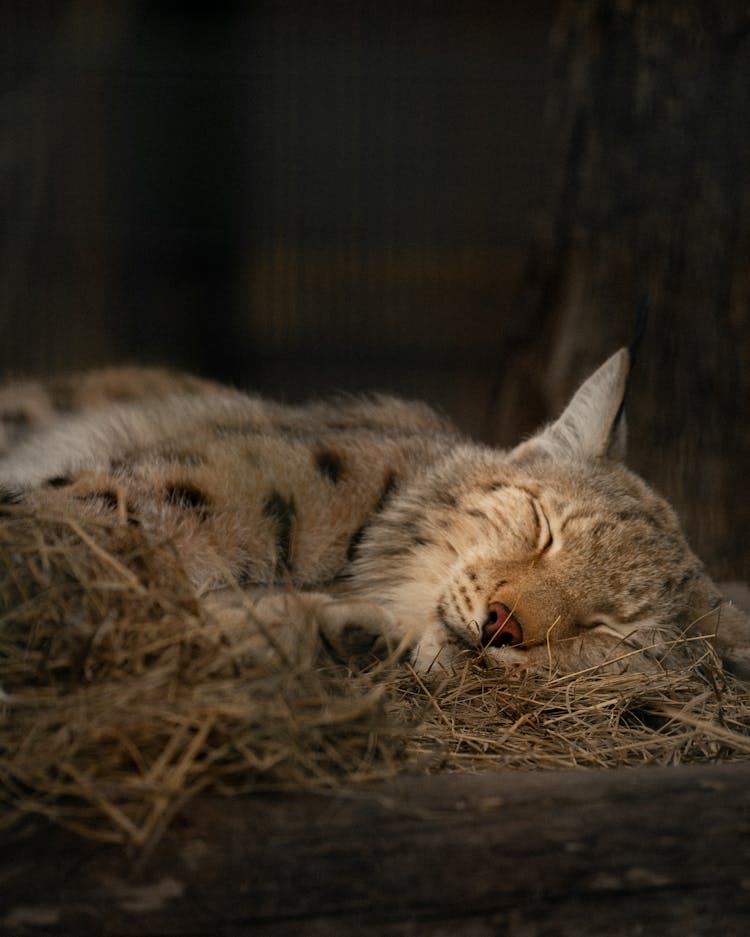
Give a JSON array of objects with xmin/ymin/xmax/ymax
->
[
  {"xmin": 1, "ymin": 353, "xmax": 748, "ymax": 677},
  {"xmin": 0, "ymin": 366, "xmax": 219, "ymax": 456}
]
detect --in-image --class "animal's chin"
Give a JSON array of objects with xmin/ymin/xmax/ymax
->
[
  {"xmin": 478, "ymin": 643, "xmax": 530, "ymax": 669},
  {"xmin": 436, "ymin": 609, "xmax": 480, "ymax": 651}
]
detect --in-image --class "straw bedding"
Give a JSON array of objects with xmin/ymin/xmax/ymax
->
[{"xmin": 1, "ymin": 505, "xmax": 749, "ymax": 849}]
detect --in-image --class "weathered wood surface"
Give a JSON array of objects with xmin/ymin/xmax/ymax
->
[{"xmin": 2, "ymin": 763, "xmax": 750, "ymax": 936}]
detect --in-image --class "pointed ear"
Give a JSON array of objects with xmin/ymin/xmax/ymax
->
[{"xmin": 516, "ymin": 348, "xmax": 630, "ymax": 463}]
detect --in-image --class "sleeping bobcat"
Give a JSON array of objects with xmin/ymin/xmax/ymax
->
[{"xmin": 0, "ymin": 352, "xmax": 748, "ymax": 676}]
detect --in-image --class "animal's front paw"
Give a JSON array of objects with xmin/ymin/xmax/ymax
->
[
  {"xmin": 317, "ymin": 599, "xmax": 408, "ymax": 663},
  {"xmin": 203, "ymin": 589, "xmax": 414, "ymax": 669},
  {"xmin": 202, "ymin": 589, "xmax": 324, "ymax": 668}
]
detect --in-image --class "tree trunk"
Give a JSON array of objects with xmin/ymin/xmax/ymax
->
[{"xmin": 490, "ymin": 0, "xmax": 750, "ymax": 581}]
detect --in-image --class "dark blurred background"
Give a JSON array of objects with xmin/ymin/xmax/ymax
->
[{"xmin": 2, "ymin": 1, "xmax": 749, "ymax": 579}]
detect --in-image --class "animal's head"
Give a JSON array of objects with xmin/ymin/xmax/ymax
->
[{"xmin": 366, "ymin": 349, "xmax": 750, "ymax": 674}]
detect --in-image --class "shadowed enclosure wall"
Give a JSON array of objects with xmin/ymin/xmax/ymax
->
[
  {"xmin": 1, "ymin": 1, "xmax": 748, "ymax": 577},
  {"xmin": 1, "ymin": 1, "xmax": 553, "ymax": 422}
]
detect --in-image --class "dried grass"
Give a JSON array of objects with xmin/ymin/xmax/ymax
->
[{"xmin": 1, "ymin": 505, "xmax": 748, "ymax": 848}]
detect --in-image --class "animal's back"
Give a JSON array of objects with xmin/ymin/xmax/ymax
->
[{"xmin": 0, "ymin": 367, "xmax": 460, "ymax": 589}]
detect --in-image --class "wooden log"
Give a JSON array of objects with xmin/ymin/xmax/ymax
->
[{"xmin": 2, "ymin": 763, "xmax": 750, "ymax": 936}]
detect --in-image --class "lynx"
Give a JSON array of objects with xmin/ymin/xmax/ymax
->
[{"xmin": 0, "ymin": 352, "xmax": 748, "ymax": 676}]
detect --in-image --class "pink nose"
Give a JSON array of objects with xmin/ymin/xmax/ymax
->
[{"xmin": 482, "ymin": 602, "xmax": 524, "ymax": 647}]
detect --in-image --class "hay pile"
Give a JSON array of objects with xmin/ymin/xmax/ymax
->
[{"xmin": 1, "ymin": 505, "xmax": 749, "ymax": 848}]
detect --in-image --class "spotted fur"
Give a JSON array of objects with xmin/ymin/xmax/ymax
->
[{"xmin": 1, "ymin": 354, "xmax": 748, "ymax": 676}]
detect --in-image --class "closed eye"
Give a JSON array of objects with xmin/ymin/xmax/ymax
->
[{"xmin": 531, "ymin": 499, "xmax": 553, "ymax": 554}]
